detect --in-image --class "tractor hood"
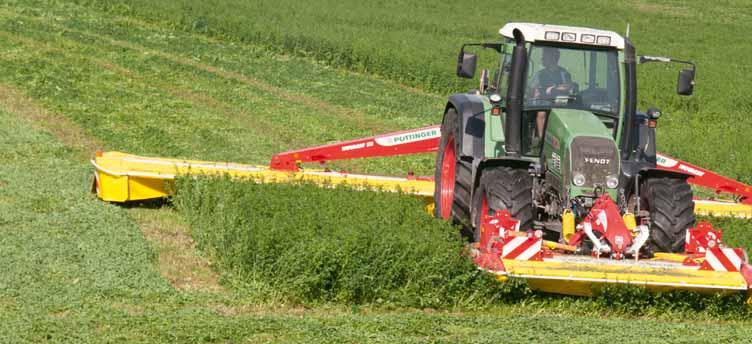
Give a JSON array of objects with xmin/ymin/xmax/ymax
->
[{"xmin": 542, "ymin": 108, "xmax": 620, "ymax": 198}]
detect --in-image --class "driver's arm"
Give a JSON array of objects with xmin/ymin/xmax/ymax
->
[
  {"xmin": 554, "ymin": 69, "xmax": 573, "ymax": 91},
  {"xmin": 530, "ymin": 72, "xmax": 541, "ymax": 97}
]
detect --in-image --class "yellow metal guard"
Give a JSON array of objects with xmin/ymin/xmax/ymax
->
[{"xmin": 92, "ymin": 151, "xmax": 434, "ymax": 202}]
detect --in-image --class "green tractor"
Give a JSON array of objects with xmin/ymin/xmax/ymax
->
[{"xmin": 434, "ymin": 23, "xmax": 698, "ymax": 254}]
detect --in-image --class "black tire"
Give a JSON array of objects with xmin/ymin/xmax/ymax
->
[
  {"xmin": 642, "ymin": 176, "xmax": 695, "ymax": 253},
  {"xmin": 471, "ymin": 166, "xmax": 534, "ymax": 242},
  {"xmin": 434, "ymin": 108, "xmax": 473, "ymax": 227}
]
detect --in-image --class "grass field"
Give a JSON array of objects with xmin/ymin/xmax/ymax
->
[
  {"xmin": 1, "ymin": 0, "xmax": 752, "ymax": 342},
  {"xmin": 73, "ymin": 0, "xmax": 752, "ymax": 180}
]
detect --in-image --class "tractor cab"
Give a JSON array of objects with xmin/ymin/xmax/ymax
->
[{"xmin": 520, "ymin": 44, "xmax": 621, "ymax": 156}]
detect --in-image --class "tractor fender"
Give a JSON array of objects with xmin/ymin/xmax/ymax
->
[
  {"xmin": 469, "ymin": 157, "xmax": 532, "ymax": 221},
  {"xmin": 621, "ymin": 160, "xmax": 691, "ymax": 196},
  {"xmin": 444, "ymin": 93, "xmax": 488, "ymax": 161},
  {"xmin": 639, "ymin": 167, "xmax": 692, "ymax": 180}
]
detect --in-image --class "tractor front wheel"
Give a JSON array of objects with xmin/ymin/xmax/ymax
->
[
  {"xmin": 472, "ymin": 166, "xmax": 534, "ymax": 242},
  {"xmin": 642, "ymin": 176, "xmax": 696, "ymax": 253},
  {"xmin": 434, "ymin": 108, "xmax": 472, "ymax": 226}
]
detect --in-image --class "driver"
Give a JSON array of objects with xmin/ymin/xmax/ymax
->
[{"xmin": 532, "ymin": 47, "xmax": 573, "ymax": 139}]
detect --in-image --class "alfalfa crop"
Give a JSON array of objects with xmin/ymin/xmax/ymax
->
[{"xmin": 174, "ymin": 176, "xmax": 511, "ymax": 308}]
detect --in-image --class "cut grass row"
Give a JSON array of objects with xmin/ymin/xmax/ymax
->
[{"xmin": 0, "ymin": 1, "xmax": 441, "ymax": 174}]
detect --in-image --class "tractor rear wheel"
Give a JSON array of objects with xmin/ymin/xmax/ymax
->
[
  {"xmin": 434, "ymin": 108, "xmax": 472, "ymax": 226},
  {"xmin": 642, "ymin": 176, "xmax": 695, "ymax": 253},
  {"xmin": 472, "ymin": 166, "xmax": 534, "ymax": 242}
]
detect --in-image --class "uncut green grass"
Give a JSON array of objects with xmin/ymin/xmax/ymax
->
[
  {"xmin": 173, "ymin": 177, "xmax": 509, "ymax": 309},
  {"xmin": 0, "ymin": 0, "xmax": 751, "ymax": 341},
  {"xmin": 0, "ymin": 1, "xmax": 442, "ymax": 174}
]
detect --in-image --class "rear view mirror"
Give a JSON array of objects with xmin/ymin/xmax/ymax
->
[
  {"xmin": 677, "ymin": 69, "xmax": 695, "ymax": 96},
  {"xmin": 456, "ymin": 51, "xmax": 477, "ymax": 79}
]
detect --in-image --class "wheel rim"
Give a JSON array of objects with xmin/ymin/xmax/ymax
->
[
  {"xmin": 478, "ymin": 192, "xmax": 490, "ymax": 243},
  {"xmin": 439, "ymin": 136, "xmax": 456, "ymax": 219}
]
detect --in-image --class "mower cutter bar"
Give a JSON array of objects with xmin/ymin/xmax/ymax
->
[
  {"xmin": 91, "ymin": 151, "xmax": 434, "ymax": 203},
  {"xmin": 496, "ymin": 257, "xmax": 750, "ymax": 297},
  {"xmin": 92, "ymin": 151, "xmax": 752, "ymax": 301}
]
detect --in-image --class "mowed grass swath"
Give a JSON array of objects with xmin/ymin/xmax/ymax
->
[{"xmin": 0, "ymin": 0, "xmax": 752, "ymax": 342}]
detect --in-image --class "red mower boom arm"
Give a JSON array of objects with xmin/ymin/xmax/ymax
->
[
  {"xmin": 270, "ymin": 125, "xmax": 442, "ymax": 171},
  {"xmin": 270, "ymin": 125, "xmax": 752, "ymax": 202},
  {"xmin": 656, "ymin": 153, "xmax": 752, "ymax": 204}
]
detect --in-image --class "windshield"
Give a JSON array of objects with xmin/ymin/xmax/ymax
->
[{"xmin": 524, "ymin": 45, "xmax": 620, "ymax": 116}]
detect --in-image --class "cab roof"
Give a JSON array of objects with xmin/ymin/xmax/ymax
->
[{"xmin": 499, "ymin": 22, "xmax": 625, "ymax": 50}]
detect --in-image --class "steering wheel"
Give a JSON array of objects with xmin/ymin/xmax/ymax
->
[{"xmin": 546, "ymin": 83, "xmax": 578, "ymax": 97}]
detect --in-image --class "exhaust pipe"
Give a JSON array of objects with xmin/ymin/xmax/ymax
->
[{"xmin": 504, "ymin": 29, "xmax": 527, "ymax": 157}]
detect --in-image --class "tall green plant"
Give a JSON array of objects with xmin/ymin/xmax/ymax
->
[{"xmin": 174, "ymin": 177, "xmax": 511, "ymax": 308}]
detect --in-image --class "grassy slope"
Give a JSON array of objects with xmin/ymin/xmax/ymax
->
[{"xmin": 0, "ymin": 0, "xmax": 750, "ymax": 342}]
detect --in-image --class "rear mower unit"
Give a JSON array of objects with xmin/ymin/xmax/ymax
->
[{"xmin": 92, "ymin": 23, "xmax": 752, "ymax": 302}]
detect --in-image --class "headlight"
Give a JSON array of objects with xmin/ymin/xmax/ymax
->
[
  {"xmin": 573, "ymin": 173, "xmax": 586, "ymax": 187},
  {"xmin": 580, "ymin": 34, "xmax": 596, "ymax": 44},
  {"xmin": 606, "ymin": 175, "xmax": 619, "ymax": 189}
]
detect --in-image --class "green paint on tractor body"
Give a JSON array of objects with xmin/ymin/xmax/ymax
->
[
  {"xmin": 483, "ymin": 106, "xmax": 620, "ymax": 200},
  {"xmin": 479, "ymin": 43, "xmax": 627, "ymax": 202},
  {"xmin": 543, "ymin": 108, "xmax": 620, "ymax": 200}
]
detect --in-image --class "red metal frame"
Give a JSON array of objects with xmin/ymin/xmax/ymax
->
[
  {"xmin": 578, "ymin": 194, "xmax": 634, "ymax": 258},
  {"xmin": 656, "ymin": 153, "xmax": 752, "ymax": 204},
  {"xmin": 269, "ymin": 125, "xmax": 752, "ymax": 204},
  {"xmin": 270, "ymin": 125, "xmax": 441, "ymax": 170},
  {"xmin": 685, "ymin": 221, "xmax": 723, "ymax": 254}
]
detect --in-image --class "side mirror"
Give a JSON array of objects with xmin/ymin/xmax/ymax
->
[
  {"xmin": 456, "ymin": 51, "xmax": 477, "ymax": 79},
  {"xmin": 677, "ymin": 69, "xmax": 695, "ymax": 96}
]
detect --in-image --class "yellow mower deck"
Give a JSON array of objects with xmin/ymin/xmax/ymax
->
[
  {"xmin": 91, "ymin": 151, "xmax": 752, "ymax": 301},
  {"xmin": 498, "ymin": 256, "xmax": 749, "ymax": 297},
  {"xmin": 92, "ymin": 151, "xmax": 434, "ymax": 202},
  {"xmin": 694, "ymin": 199, "xmax": 752, "ymax": 219}
]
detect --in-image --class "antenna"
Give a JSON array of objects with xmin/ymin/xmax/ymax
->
[{"xmin": 626, "ymin": 23, "xmax": 631, "ymax": 38}]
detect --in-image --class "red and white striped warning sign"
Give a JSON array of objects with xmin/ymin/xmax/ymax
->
[
  {"xmin": 501, "ymin": 236, "xmax": 542, "ymax": 261},
  {"xmin": 700, "ymin": 247, "xmax": 747, "ymax": 272}
]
